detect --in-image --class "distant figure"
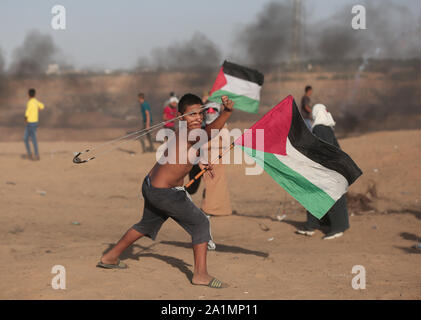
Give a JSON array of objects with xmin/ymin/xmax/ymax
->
[
  {"xmin": 163, "ymin": 96, "xmax": 179, "ymax": 131},
  {"xmin": 300, "ymin": 85, "xmax": 313, "ymax": 129},
  {"xmin": 296, "ymin": 104, "xmax": 350, "ymax": 240},
  {"xmin": 163, "ymin": 91, "xmax": 176, "ymax": 108},
  {"xmin": 24, "ymin": 88, "xmax": 44, "ymax": 161},
  {"xmin": 138, "ymin": 93, "xmax": 154, "ymax": 153}
]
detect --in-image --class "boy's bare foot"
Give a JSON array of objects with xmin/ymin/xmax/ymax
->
[
  {"xmin": 97, "ymin": 259, "xmax": 127, "ymax": 269},
  {"xmin": 192, "ymin": 274, "xmax": 228, "ymax": 288},
  {"xmin": 100, "ymin": 254, "xmax": 119, "ymax": 265},
  {"xmin": 97, "ymin": 254, "xmax": 127, "ymax": 269}
]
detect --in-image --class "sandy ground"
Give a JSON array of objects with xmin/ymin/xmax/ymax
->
[{"xmin": 0, "ymin": 129, "xmax": 420, "ymax": 300}]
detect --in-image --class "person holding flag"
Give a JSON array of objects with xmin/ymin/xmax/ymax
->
[
  {"xmin": 196, "ymin": 61, "xmax": 264, "ymax": 249},
  {"xmin": 296, "ymin": 104, "xmax": 350, "ymax": 239},
  {"xmin": 233, "ymin": 95, "xmax": 362, "ymax": 222},
  {"xmin": 185, "ymin": 95, "xmax": 361, "ymax": 242},
  {"xmin": 97, "ymin": 94, "xmax": 234, "ymax": 289}
]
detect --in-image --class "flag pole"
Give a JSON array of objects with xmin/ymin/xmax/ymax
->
[{"xmin": 185, "ymin": 142, "xmax": 235, "ymax": 188}]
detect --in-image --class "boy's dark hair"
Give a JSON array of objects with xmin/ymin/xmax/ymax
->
[
  {"xmin": 138, "ymin": 92, "xmax": 145, "ymax": 99},
  {"xmin": 305, "ymin": 85, "xmax": 312, "ymax": 93},
  {"xmin": 178, "ymin": 93, "xmax": 203, "ymax": 114},
  {"xmin": 28, "ymin": 88, "xmax": 36, "ymax": 97}
]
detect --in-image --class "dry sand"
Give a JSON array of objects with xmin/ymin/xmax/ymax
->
[{"xmin": 0, "ymin": 129, "xmax": 420, "ymax": 299}]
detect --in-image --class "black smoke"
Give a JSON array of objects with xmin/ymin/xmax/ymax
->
[
  {"xmin": 234, "ymin": 0, "xmax": 421, "ymax": 65},
  {"xmin": 312, "ymin": 16, "xmax": 360, "ymax": 61},
  {"xmin": 144, "ymin": 32, "xmax": 221, "ymax": 71},
  {"xmin": 234, "ymin": 1, "xmax": 293, "ymax": 69},
  {"xmin": 10, "ymin": 30, "xmax": 59, "ymax": 75},
  {"xmin": 311, "ymin": 1, "xmax": 421, "ymax": 61},
  {"xmin": 135, "ymin": 32, "xmax": 221, "ymax": 89}
]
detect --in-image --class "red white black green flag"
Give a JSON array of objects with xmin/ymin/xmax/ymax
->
[
  {"xmin": 209, "ymin": 61, "xmax": 264, "ymax": 113},
  {"xmin": 235, "ymin": 95, "xmax": 363, "ymax": 219}
]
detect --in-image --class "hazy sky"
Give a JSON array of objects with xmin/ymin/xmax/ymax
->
[{"xmin": 1, "ymin": 0, "xmax": 420, "ymax": 69}]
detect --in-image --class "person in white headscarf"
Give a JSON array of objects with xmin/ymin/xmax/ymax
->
[
  {"xmin": 296, "ymin": 104, "xmax": 350, "ymax": 240},
  {"xmin": 311, "ymin": 103, "xmax": 336, "ymax": 129},
  {"xmin": 310, "ymin": 104, "xmax": 339, "ymax": 147}
]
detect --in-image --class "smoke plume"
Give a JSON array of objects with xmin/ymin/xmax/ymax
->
[
  {"xmin": 234, "ymin": 0, "xmax": 421, "ymax": 65},
  {"xmin": 234, "ymin": 1, "xmax": 293, "ymax": 69},
  {"xmin": 311, "ymin": 0, "xmax": 421, "ymax": 61},
  {"xmin": 147, "ymin": 32, "xmax": 221, "ymax": 71},
  {"xmin": 10, "ymin": 30, "xmax": 59, "ymax": 75}
]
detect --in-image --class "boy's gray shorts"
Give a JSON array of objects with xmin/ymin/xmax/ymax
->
[{"xmin": 132, "ymin": 175, "xmax": 212, "ymax": 245}]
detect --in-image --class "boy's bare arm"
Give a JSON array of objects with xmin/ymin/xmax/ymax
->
[{"xmin": 204, "ymin": 95, "xmax": 233, "ymax": 139}]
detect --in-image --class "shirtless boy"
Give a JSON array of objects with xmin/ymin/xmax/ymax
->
[{"xmin": 98, "ymin": 94, "xmax": 234, "ymax": 288}]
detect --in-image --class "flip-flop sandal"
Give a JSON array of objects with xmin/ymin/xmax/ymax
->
[
  {"xmin": 96, "ymin": 259, "xmax": 128, "ymax": 269},
  {"xmin": 193, "ymin": 278, "xmax": 228, "ymax": 289}
]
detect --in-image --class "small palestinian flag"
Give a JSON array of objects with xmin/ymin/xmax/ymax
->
[
  {"xmin": 208, "ymin": 60, "xmax": 264, "ymax": 113},
  {"xmin": 234, "ymin": 95, "xmax": 362, "ymax": 219}
]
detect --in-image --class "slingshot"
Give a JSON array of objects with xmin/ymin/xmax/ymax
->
[{"xmin": 72, "ymin": 105, "xmax": 209, "ymax": 164}]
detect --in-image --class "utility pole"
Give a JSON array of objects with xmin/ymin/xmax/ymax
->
[{"xmin": 291, "ymin": 0, "xmax": 302, "ymax": 65}]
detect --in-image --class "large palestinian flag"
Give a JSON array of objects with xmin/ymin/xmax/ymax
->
[
  {"xmin": 208, "ymin": 61, "xmax": 264, "ymax": 113},
  {"xmin": 234, "ymin": 95, "xmax": 362, "ymax": 219}
]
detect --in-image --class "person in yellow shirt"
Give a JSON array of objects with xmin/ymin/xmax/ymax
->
[{"xmin": 24, "ymin": 88, "xmax": 44, "ymax": 160}]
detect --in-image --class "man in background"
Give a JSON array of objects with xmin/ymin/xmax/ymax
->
[
  {"xmin": 138, "ymin": 93, "xmax": 154, "ymax": 153},
  {"xmin": 24, "ymin": 88, "xmax": 44, "ymax": 161},
  {"xmin": 163, "ymin": 96, "xmax": 179, "ymax": 131},
  {"xmin": 301, "ymin": 85, "xmax": 313, "ymax": 129},
  {"xmin": 163, "ymin": 91, "xmax": 176, "ymax": 108}
]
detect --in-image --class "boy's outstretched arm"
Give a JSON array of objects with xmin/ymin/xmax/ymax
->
[{"xmin": 204, "ymin": 95, "xmax": 233, "ymax": 140}]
